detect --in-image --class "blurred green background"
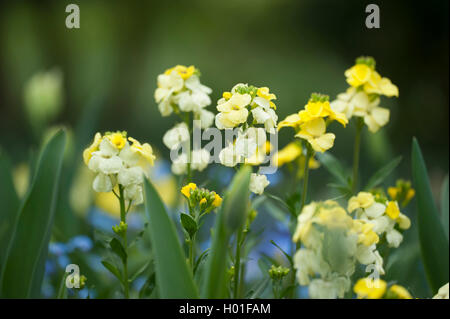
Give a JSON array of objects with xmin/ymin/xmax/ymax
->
[
  {"xmin": 0, "ymin": 0, "xmax": 448, "ymax": 299},
  {"xmin": 0, "ymin": 0, "xmax": 448, "ymax": 176}
]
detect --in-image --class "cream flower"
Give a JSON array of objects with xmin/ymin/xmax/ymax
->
[
  {"xmin": 191, "ymin": 149, "xmax": 210, "ymax": 172},
  {"xmin": 433, "ymin": 283, "xmax": 449, "ymax": 299},
  {"xmin": 215, "ymin": 93, "xmax": 251, "ymax": 129},
  {"xmin": 163, "ymin": 123, "xmax": 190, "ymax": 150},
  {"xmin": 249, "ymin": 173, "xmax": 269, "ymax": 195}
]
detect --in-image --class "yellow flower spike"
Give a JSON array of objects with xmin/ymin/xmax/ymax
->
[
  {"xmin": 181, "ymin": 183, "xmax": 197, "ymax": 198},
  {"xmin": 107, "ymin": 132, "xmax": 127, "ymax": 150},
  {"xmin": 387, "ymin": 285, "xmax": 413, "ymax": 299},
  {"xmin": 83, "ymin": 132, "xmax": 102, "ymax": 165},
  {"xmin": 385, "ymin": 201, "xmax": 400, "ymax": 220},
  {"xmin": 128, "ymin": 137, "xmax": 156, "ymax": 166},
  {"xmin": 354, "ymin": 278, "xmax": 387, "ymax": 299},
  {"xmin": 212, "ymin": 193, "xmax": 222, "ymax": 208}
]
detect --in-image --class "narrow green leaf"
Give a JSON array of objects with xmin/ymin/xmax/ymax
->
[
  {"xmin": 248, "ymin": 277, "xmax": 270, "ymax": 299},
  {"xmin": 56, "ymin": 273, "xmax": 69, "ymax": 299},
  {"xmin": 316, "ymin": 152, "xmax": 349, "ymax": 186},
  {"xmin": 411, "ymin": 138, "xmax": 449, "ymax": 293},
  {"xmin": 440, "ymin": 175, "xmax": 449, "ymax": 240},
  {"xmin": 0, "ymin": 130, "xmax": 66, "ymax": 298},
  {"xmin": 0, "ymin": 151, "xmax": 20, "ymax": 269},
  {"xmin": 202, "ymin": 166, "xmax": 251, "ymax": 298},
  {"xmin": 270, "ymin": 240, "xmax": 293, "ymax": 267},
  {"xmin": 101, "ymin": 260, "xmax": 123, "ymax": 283},
  {"xmin": 180, "ymin": 213, "xmax": 198, "ymax": 239},
  {"xmin": 143, "ymin": 178, "xmax": 198, "ymax": 298},
  {"xmin": 364, "ymin": 156, "xmax": 402, "ymax": 191},
  {"xmin": 129, "ymin": 260, "xmax": 151, "ymax": 283},
  {"xmin": 109, "ymin": 238, "xmax": 127, "ymax": 263}
]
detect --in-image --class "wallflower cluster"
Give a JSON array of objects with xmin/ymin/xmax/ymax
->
[
  {"xmin": 181, "ymin": 182, "xmax": 222, "ymax": 213},
  {"xmin": 155, "ymin": 65, "xmax": 214, "ymax": 175},
  {"xmin": 83, "ymin": 131, "xmax": 155, "ymax": 205},
  {"xmin": 293, "ymin": 200, "xmax": 387, "ymax": 299},
  {"xmin": 278, "ymin": 93, "xmax": 348, "ymax": 153},
  {"xmin": 330, "ymin": 56, "xmax": 399, "ymax": 133},
  {"xmin": 216, "ymin": 83, "xmax": 279, "ymax": 195},
  {"xmin": 348, "ymin": 191, "xmax": 411, "ymax": 248}
]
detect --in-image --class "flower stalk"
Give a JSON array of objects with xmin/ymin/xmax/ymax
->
[
  {"xmin": 352, "ymin": 117, "xmax": 364, "ymax": 193},
  {"xmin": 118, "ymin": 185, "xmax": 130, "ymax": 299}
]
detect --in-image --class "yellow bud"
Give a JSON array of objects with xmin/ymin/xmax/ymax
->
[{"xmin": 181, "ymin": 183, "xmax": 197, "ymax": 198}]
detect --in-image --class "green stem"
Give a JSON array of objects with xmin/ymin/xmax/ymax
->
[
  {"xmin": 352, "ymin": 118, "xmax": 364, "ymax": 194},
  {"xmin": 184, "ymin": 113, "xmax": 193, "ymax": 184},
  {"xmin": 233, "ymin": 229, "xmax": 244, "ymax": 299},
  {"xmin": 118, "ymin": 185, "xmax": 130, "ymax": 299},
  {"xmin": 188, "ymin": 234, "xmax": 196, "ymax": 273}
]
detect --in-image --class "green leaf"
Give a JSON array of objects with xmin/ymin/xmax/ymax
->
[
  {"xmin": 180, "ymin": 213, "xmax": 198, "ymax": 239},
  {"xmin": 202, "ymin": 166, "xmax": 251, "ymax": 298},
  {"xmin": 316, "ymin": 152, "xmax": 349, "ymax": 186},
  {"xmin": 270, "ymin": 240, "xmax": 293, "ymax": 267},
  {"xmin": 56, "ymin": 273, "xmax": 69, "ymax": 299},
  {"xmin": 0, "ymin": 129, "xmax": 66, "ymax": 298},
  {"xmin": 143, "ymin": 178, "xmax": 198, "ymax": 298},
  {"xmin": 129, "ymin": 260, "xmax": 151, "ymax": 283},
  {"xmin": 109, "ymin": 238, "xmax": 127, "ymax": 263},
  {"xmin": 364, "ymin": 156, "xmax": 402, "ymax": 191},
  {"xmin": 411, "ymin": 138, "xmax": 449, "ymax": 293},
  {"xmin": 0, "ymin": 151, "xmax": 20, "ymax": 269},
  {"xmin": 248, "ymin": 277, "xmax": 270, "ymax": 299},
  {"xmin": 101, "ymin": 260, "xmax": 123, "ymax": 283},
  {"xmin": 440, "ymin": 175, "xmax": 449, "ymax": 241}
]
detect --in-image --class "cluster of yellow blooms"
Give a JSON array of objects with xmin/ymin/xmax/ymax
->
[
  {"xmin": 348, "ymin": 191, "xmax": 411, "ymax": 248},
  {"xmin": 181, "ymin": 182, "xmax": 222, "ymax": 213},
  {"xmin": 83, "ymin": 131, "xmax": 155, "ymax": 205},
  {"xmin": 353, "ymin": 277, "xmax": 412, "ymax": 299},
  {"xmin": 330, "ymin": 56, "xmax": 399, "ymax": 133},
  {"xmin": 216, "ymin": 84, "xmax": 278, "ymax": 133},
  {"xmin": 278, "ymin": 93, "xmax": 348, "ymax": 153}
]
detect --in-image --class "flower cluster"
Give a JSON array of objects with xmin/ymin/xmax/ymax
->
[
  {"xmin": 387, "ymin": 179, "xmax": 415, "ymax": 207},
  {"xmin": 292, "ymin": 200, "xmax": 386, "ymax": 299},
  {"xmin": 216, "ymin": 83, "xmax": 279, "ymax": 195},
  {"xmin": 156, "ymin": 65, "xmax": 214, "ymax": 175},
  {"xmin": 181, "ymin": 183, "xmax": 222, "ymax": 213},
  {"xmin": 215, "ymin": 83, "xmax": 278, "ymax": 133},
  {"xmin": 83, "ymin": 131, "xmax": 155, "ymax": 206},
  {"xmin": 278, "ymin": 93, "xmax": 348, "ymax": 153},
  {"xmin": 353, "ymin": 277, "xmax": 412, "ymax": 299},
  {"xmin": 155, "ymin": 65, "xmax": 214, "ymax": 125},
  {"xmin": 330, "ymin": 56, "xmax": 399, "ymax": 133},
  {"xmin": 348, "ymin": 191, "xmax": 411, "ymax": 248}
]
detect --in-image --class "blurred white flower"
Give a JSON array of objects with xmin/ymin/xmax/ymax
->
[
  {"xmin": 163, "ymin": 123, "xmax": 190, "ymax": 150},
  {"xmin": 249, "ymin": 173, "xmax": 269, "ymax": 195}
]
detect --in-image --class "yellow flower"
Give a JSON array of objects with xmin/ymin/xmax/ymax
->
[
  {"xmin": 222, "ymin": 92, "xmax": 232, "ymax": 100},
  {"xmin": 128, "ymin": 137, "xmax": 156, "ymax": 166},
  {"xmin": 181, "ymin": 183, "xmax": 197, "ymax": 198},
  {"xmin": 364, "ymin": 70, "xmax": 399, "ymax": 97},
  {"xmin": 216, "ymin": 93, "xmax": 251, "ymax": 128},
  {"xmin": 199, "ymin": 198, "xmax": 207, "ymax": 205},
  {"xmin": 345, "ymin": 64, "xmax": 373, "ymax": 88},
  {"xmin": 257, "ymin": 87, "xmax": 277, "ymax": 109},
  {"xmin": 273, "ymin": 142, "xmax": 302, "ymax": 167},
  {"xmin": 385, "ymin": 201, "xmax": 400, "ymax": 220},
  {"xmin": 387, "ymin": 285, "xmax": 413, "ymax": 299},
  {"xmin": 353, "ymin": 220, "xmax": 379, "ymax": 246},
  {"xmin": 388, "ymin": 180, "xmax": 415, "ymax": 207},
  {"xmin": 83, "ymin": 132, "xmax": 102, "ymax": 165},
  {"xmin": 212, "ymin": 193, "xmax": 222, "ymax": 208},
  {"xmin": 107, "ymin": 132, "xmax": 127, "ymax": 150},
  {"xmin": 278, "ymin": 113, "xmax": 301, "ymax": 130},
  {"xmin": 164, "ymin": 65, "xmax": 196, "ymax": 80},
  {"xmin": 354, "ymin": 278, "xmax": 387, "ymax": 299},
  {"xmin": 295, "ymin": 118, "xmax": 336, "ymax": 153},
  {"xmin": 348, "ymin": 192, "xmax": 375, "ymax": 212}
]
